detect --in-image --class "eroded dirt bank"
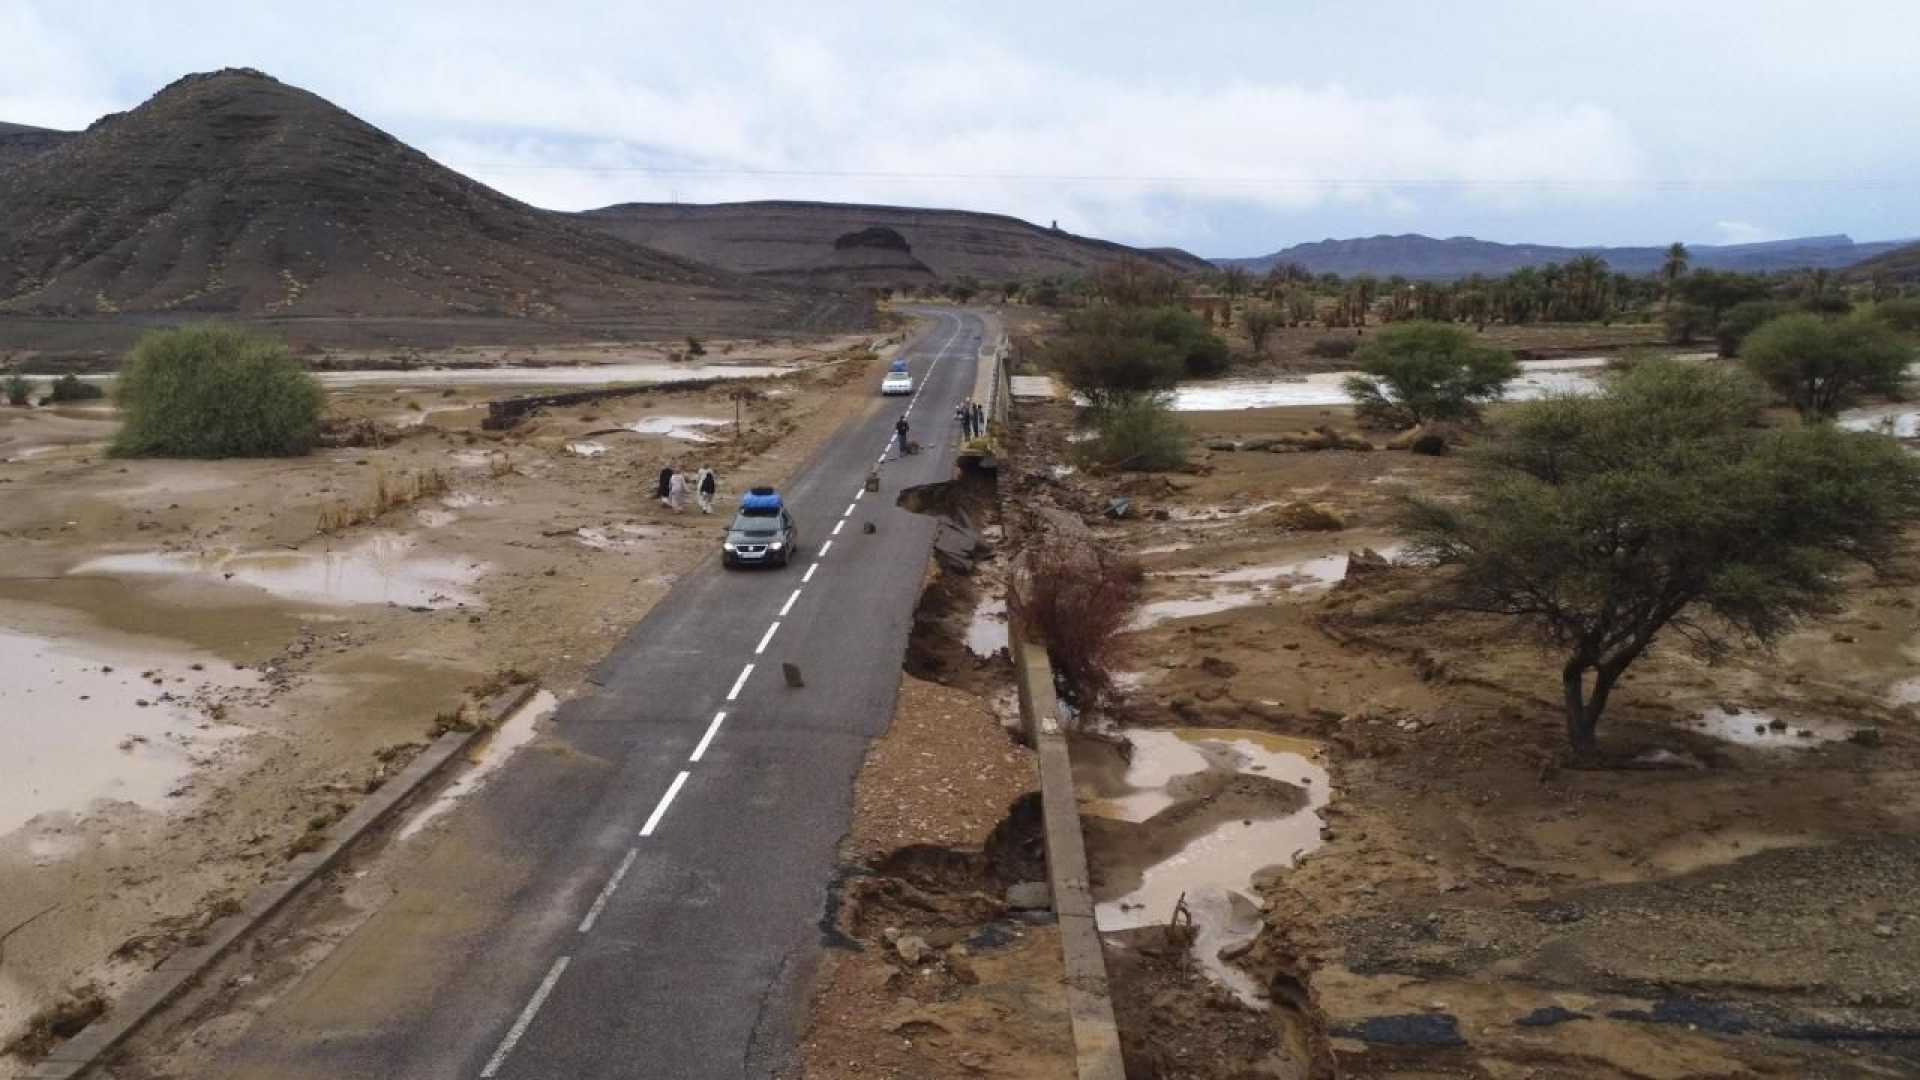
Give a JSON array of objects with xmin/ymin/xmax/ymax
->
[
  {"xmin": 0, "ymin": 338, "xmax": 893, "ymax": 1064},
  {"xmin": 1001, "ymin": 391, "xmax": 1920, "ymax": 1079}
]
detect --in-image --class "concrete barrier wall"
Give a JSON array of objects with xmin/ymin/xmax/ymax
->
[{"xmin": 1009, "ymin": 627, "xmax": 1126, "ymax": 1080}]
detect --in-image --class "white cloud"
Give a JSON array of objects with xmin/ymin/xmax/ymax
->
[{"xmin": 1713, "ymin": 221, "xmax": 1784, "ymax": 245}]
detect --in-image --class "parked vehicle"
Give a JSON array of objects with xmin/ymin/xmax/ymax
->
[{"xmin": 722, "ymin": 487, "xmax": 798, "ymax": 568}]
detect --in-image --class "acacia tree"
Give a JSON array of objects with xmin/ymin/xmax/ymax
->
[
  {"xmin": 1341, "ymin": 321, "xmax": 1520, "ymax": 428},
  {"xmin": 1742, "ymin": 314, "xmax": 1912, "ymax": 417},
  {"xmin": 1220, "ymin": 266, "xmax": 1250, "ymax": 300},
  {"xmin": 1243, "ymin": 305, "xmax": 1281, "ymax": 355},
  {"xmin": 1400, "ymin": 361, "xmax": 1920, "ymax": 752}
]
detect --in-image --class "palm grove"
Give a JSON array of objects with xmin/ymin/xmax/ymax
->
[{"xmin": 1040, "ymin": 260, "xmax": 1920, "ymax": 754}]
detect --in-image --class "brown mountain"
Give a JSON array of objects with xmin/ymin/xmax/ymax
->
[
  {"xmin": 573, "ymin": 200, "xmax": 1211, "ymax": 287},
  {"xmin": 1849, "ymin": 241, "xmax": 1920, "ymax": 284},
  {"xmin": 0, "ymin": 69, "xmax": 861, "ymax": 333},
  {"xmin": 0, "ymin": 121, "xmax": 76, "ymax": 169}
]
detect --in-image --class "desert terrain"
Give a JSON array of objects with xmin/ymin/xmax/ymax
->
[
  {"xmin": 977, "ymin": 350, "xmax": 1920, "ymax": 1078},
  {"xmin": 0, "ymin": 329, "xmax": 899, "ymax": 1062}
]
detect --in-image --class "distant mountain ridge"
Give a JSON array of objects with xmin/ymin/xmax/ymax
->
[
  {"xmin": 573, "ymin": 200, "xmax": 1212, "ymax": 288},
  {"xmin": 0, "ymin": 121, "xmax": 76, "ymax": 169},
  {"xmin": 1217, "ymin": 233, "xmax": 1913, "ymax": 279},
  {"xmin": 1847, "ymin": 241, "xmax": 1920, "ymax": 284}
]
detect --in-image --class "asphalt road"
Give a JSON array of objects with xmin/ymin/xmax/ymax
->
[{"xmin": 208, "ymin": 308, "xmax": 986, "ymax": 1079}]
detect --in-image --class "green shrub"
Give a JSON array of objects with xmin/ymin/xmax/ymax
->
[
  {"xmin": 1741, "ymin": 314, "xmax": 1911, "ymax": 417},
  {"xmin": 1870, "ymin": 298, "xmax": 1920, "ymax": 334},
  {"xmin": 4, "ymin": 374, "xmax": 33, "ymax": 406},
  {"xmin": 1714, "ymin": 300, "xmax": 1793, "ymax": 357},
  {"xmin": 49, "ymin": 374, "xmax": 106, "ymax": 402},
  {"xmin": 1663, "ymin": 302, "xmax": 1711, "ymax": 345},
  {"xmin": 1308, "ymin": 336, "xmax": 1357, "ymax": 359},
  {"xmin": 112, "ymin": 324, "xmax": 325, "ymax": 458},
  {"xmin": 1083, "ymin": 395, "xmax": 1190, "ymax": 471},
  {"xmin": 1341, "ymin": 322, "xmax": 1520, "ymax": 429}
]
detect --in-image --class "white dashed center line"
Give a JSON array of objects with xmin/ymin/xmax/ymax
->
[
  {"xmin": 780, "ymin": 589, "xmax": 801, "ymax": 617},
  {"xmin": 802, "ymin": 563, "xmax": 819, "ymax": 583},
  {"xmin": 831, "ymin": 520, "xmax": 844, "ymax": 537},
  {"xmin": 726, "ymin": 663, "xmax": 754, "ymax": 702},
  {"xmin": 690, "ymin": 711, "xmax": 726, "ymax": 763},
  {"xmin": 639, "ymin": 771, "xmax": 690, "ymax": 837},
  {"xmin": 844, "ymin": 502, "xmax": 856, "ymax": 517},
  {"xmin": 480, "ymin": 956, "xmax": 571, "ymax": 1077},
  {"xmin": 755, "ymin": 621, "xmax": 780, "ymax": 655},
  {"xmin": 577, "ymin": 848, "xmax": 639, "ymax": 934},
  {"xmin": 819, "ymin": 540, "xmax": 833, "ymax": 556}
]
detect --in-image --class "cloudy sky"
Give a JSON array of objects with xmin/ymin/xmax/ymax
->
[{"xmin": 6, "ymin": 0, "xmax": 1917, "ymax": 256}]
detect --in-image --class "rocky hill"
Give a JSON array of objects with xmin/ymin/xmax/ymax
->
[
  {"xmin": 0, "ymin": 121, "xmax": 75, "ymax": 169},
  {"xmin": 1848, "ymin": 241, "xmax": 1920, "ymax": 284},
  {"xmin": 0, "ymin": 70, "xmax": 861, "ymax": 332},
  {"xmin": 1218, "ymin": 233, "xmax": 1911, "ymax": 280},
  {"xmin": 573, "ymin": 200, "xmax": 1211, "ymax": 287}
]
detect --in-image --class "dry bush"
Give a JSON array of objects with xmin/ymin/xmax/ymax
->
[
  {"xmin": 317, "ymin": 466, "xmax": 451, "ymax": 532},
  {"xmin": 4, "ymin": 986, "xmax": 107, "ymax": 1060},
  {"xmin": 1009, "ymin": 537, "xmax": 1140, "ymax": 709}
]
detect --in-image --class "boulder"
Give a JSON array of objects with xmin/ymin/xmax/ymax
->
[
  {"xmin": 895, "ymin": 935, "xmax": 931, "ymax": 965},
  {"xmin": 1005, "ymin": 881, "xmax": 1054, "ymax": 911}
]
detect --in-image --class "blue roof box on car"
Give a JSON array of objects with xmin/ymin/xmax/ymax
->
[
  {"xmin": 889, "ymin": 359, "xmax": 909, "ymax": 373},
  {"xmin": 741, "ymin": 487, "xmax": 783, "ymax": 514}
]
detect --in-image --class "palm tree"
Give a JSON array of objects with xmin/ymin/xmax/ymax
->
[{"xmin": 1662, "ymin": 242, "xmax": 1690, "ymax": 301}]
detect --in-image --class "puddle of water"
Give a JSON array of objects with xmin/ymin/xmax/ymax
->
[
  {"xmin": 1131, "ymin": 548, "xmax": 1402, "ymax": 629},
  {"xmin": 1166, "ymin": 501, "xmax": 1280, "ymax": 523},
  {"xmin": 574, "ymin": 524, "xmax": 665, "ymax": 550},
  {"xmin": 1169, "ymin": 358, "xmax": 1605, "ymax": 412},
  {"xmin": 441, "ymin": 491, "xmax": 499, "ymax": 508},
  {"xmin": 1690, "ymin": 707, "xmax": 1855, "ymax": 748},
  {"xmin": 564, "ymin": 441, "xmax": 608, "ymax": 458},
  {"xmin": 1091, "ymin": 728, "xmax": 1332, "ymax": 1006},
  {"xmin": 625, "ymin": 415, "xmax": 729, "ymax": 441},
  {"xmin": 1891, "ymin": 677, "xmax": 1920, "ymax": 707},
  {"xmin": 1839, "ymin": 404, "xmax": 1920, "ymax": 440},
  {"xmin": 965, "ymin": 597, "xmax": 1009, "ymax": 658},
  {"xmin": 0, "ymin": 627, "xmax": 258, "ymax": 834},
  {"xmin": 1135, "ymin": 541, "xmax": 1196, "ymax": 556},
  {"xmin": 399, "ymin": 690, "xmax": 558, "ymax": 840},
  {"xmin": 71, "ymin": 534, "xmax": 485, "ymax": 610}
]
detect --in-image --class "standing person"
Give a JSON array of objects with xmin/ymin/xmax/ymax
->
[
  {"xmin": 696, "ymin": 466, "xmax": 717, "ymax": 514},
  {"xmin": 973, "ymin": 400, "xmax": 986, "ymax": 436},
  {"xmin": 656, "ymin": 465, "xmax": 674, "ymax": 506},
  {"xmin": 667, "ymin": 469, "xmax": 688, "ymax": 512},
  {"xmin": 894, "ymin": 415, "xmax": 911, "ymax": 459}
]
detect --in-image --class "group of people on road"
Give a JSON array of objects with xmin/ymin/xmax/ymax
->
[
  {"xmin": 955, "ymin": 398, "xmax": 986, "ymax": 439},
  {"xmin": 655, "ymin": 465, "xmax": 719, "ymax": 513}
]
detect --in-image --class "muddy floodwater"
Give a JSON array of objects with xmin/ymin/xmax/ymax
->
[
  {"xmin": 0, "ymin": 626, "xmax": 258, "ymax": 834},
  {"xmin": 1690, "ymin": 707, "xmax": 1860, "ymax": 748},
  {"xmin": 400, "ymin": 689, "xmax": 558, "ymax": 841},
  {"xmin": 70, "ymin": 534, "xmax": 485, "ymax": 610},
  {"xmin": 1130, "ymin": 546, "xmax": 1403, "ymax": 629},
  {"xmin": 1086, "ymin": 728, "xmax": 1331, "ymax": 1005},
  {"xmin": 1168, "ymin": 357, "xmax": 1609, "ymax": 412},
  {"xmin": 625, "ymin": 415, "xmax": 730, "ymax": 441}
]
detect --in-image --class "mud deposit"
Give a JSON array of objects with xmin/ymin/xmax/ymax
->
[
  {"xmin": 0, "ymin": 337, "xmax": 895, "ymax": 1065},
  {"xmin": 1000, "ymin": 387, "xmax": 1920, "ymax": 1079}
]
